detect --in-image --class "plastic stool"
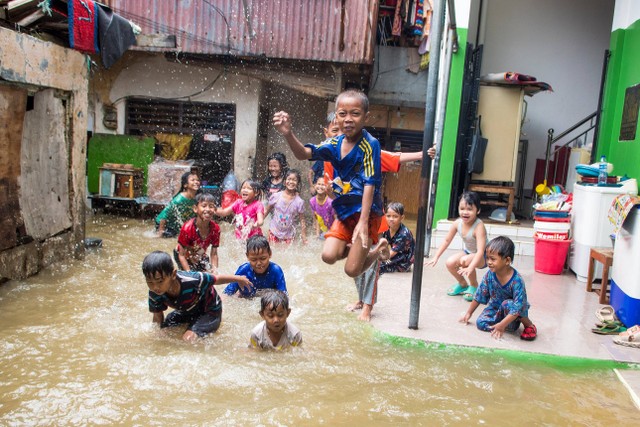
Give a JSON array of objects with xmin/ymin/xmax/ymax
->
[{"xmin": 586, "ymin": 247, "xmax": 614, "ymax": 304}]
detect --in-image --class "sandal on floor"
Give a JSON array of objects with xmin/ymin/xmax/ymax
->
[
  {"xmin": 613, "ymin": 336, "xmax": 640, "ymax": 348},
  {"xmin": 591, "ymin": 322, "xmax": 627, "ymax": 335},
  {"xmin": 595, "ymin": 319, "xmax": 625, "ymax": 328},
  {"xmin": 595, "ymin": 305, "xmax": 617, "ymax": 323},
  {"xmin": 618, "ymin": 324, "xmax": 640, "ymax": 338},
  {"xmin": 462, "ymin": 286, "xmax": 477, "ymax": 302},
  {"xmin": 521, "ymin": 324, "xmax": 537, "ymax": 341},
  {"xmin": 447, "ymin": 283, "xmax": 468, "ymax": 296}
]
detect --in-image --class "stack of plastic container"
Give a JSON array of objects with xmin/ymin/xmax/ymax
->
[{"xmin": 533, "ymin": 193, "xmax": 572, "ymax": 274}]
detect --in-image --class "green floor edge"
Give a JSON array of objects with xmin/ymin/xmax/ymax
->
[{"xmin": 375, "ymin": 330, "xmax": 638, "ymax": 371}]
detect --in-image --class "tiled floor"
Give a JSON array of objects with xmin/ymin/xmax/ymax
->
[{"xmin": 371, "ymin": 248, "xmax": 640, "ymax": 408}]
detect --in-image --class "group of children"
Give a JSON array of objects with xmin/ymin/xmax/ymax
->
[{"xmin": 145, "ymin": 88, "xmax": 536, "ymax": 348}]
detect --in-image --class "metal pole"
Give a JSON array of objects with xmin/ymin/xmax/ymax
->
[
  {"xmin": 425, "ymin": 26, "xmax": 455, "ymax": 255},
  {"xmin": 409, "ymin": 0, "xmax": 446, "ymax": 330}
]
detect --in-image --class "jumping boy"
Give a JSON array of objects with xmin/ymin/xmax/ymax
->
[
  {"xmin": 460, "ymin": 236, "xmax": 537, "ymax": 341},
  {"xmin": 223, "ymin": 235, "xmax": 287, "ymax": 298},
  {"xmin": 143, "ymin": 251, "xmax": 252, "ymax": 343},
  {"xmin": 273, "ymin": 89, "xmax": 387, "ymax": 278},
  {"xmin": 249, "ymin": 290, "xmax": 302, "ymax": 350},
  {"xmin": 175, "ymin": 192, "xmax": 220, "ymax": 274}
]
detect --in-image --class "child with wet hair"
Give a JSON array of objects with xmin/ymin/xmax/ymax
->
[
  {"xmin": 265, "ymin": 168, "xmax": 307, "ymax": 245},
  {"xmin": 380, "ymin": 202, "xmax": 415, "ymax": 274},
  {"xmin": 250, "ymin": 290, "xmax": 302, "ymax": 350},
  {"xmin": 155, "ymin": 171, "xmax": 200, "ymax": 237},
  {"xmin": 223, "ymin": 235, "xmax": 287, "ymax": 298},
  {"xmin": 460, "ymin": 236, "xmax": 537, "ymax": 341},
  {"xmin": 175, "ymin": 192, "xmax": 220, "ymax": 274},
  {"xmin": 143, "ymin": 251, "xmax": 252, "ymax": 343},
  {"xmin": 273, "ymin": 89, "xmax": 389, "ymax": 279},
  {"xmin": 215, "ymin": 179, "xmax": 264, "ymax": 241},
  {"xmin": 262, "ymin": 152, "xmax": 289, "ymax": 196}
]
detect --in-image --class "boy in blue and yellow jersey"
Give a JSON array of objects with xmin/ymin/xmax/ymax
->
[{"xmin": 273, "ymin": 89, "xmax": 389, "ymax": 278}]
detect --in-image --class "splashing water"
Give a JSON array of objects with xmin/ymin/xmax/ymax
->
[{"xmin": 0, "ymin": 214, "xmax": 637, "ymax": 425}]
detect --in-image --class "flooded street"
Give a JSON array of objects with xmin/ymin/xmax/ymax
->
[{"xmin": 0, "ymin": 214, "xmax": 637, "ymax": 425}]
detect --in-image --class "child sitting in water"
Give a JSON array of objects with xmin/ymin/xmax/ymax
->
[
  {"xmin": 262, "ymin": 152, "xmax": 289, "ymax": 196},
  {"xmin": 379, "ymin": 202, "xmax": 415, "ymax": 274},
  {"xmin": 309, "ymin": 176, "xmax": 336, "ymax": 239},
  {"xmin": 265, "ymin": 169, "xmax": 307, "ymax": 245},
  {"xmin": 460, "ymin": 236, "xmax": 537, "ymax": 341},
  {"xmin": 223, "ymin": 235, "xmax": 287, "ymax": 298},
  {"xmin": 143, "ymin": 251, "xmax": 252, "ymax": 343},
  {"xmin": 425, "ymin": 191, "xmax": 488, "ymax": 301},
  {"xmin": 155, "ymin": 171, "xmax": 200, "ymax": 237},
  {"xmin": 215, "ymin": 179, "xmax": 264, "ymax": 241},
  {"xmin": 250, "ymin": 290, "xmax": 302, "ymax": 350},
  {"xmin": 175, "ymin": 193, "xmax": 220, "ymax": 274}
]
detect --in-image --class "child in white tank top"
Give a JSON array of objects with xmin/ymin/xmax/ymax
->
[{"xmin": 425, "ymin": 191, "xmax": 488, "ymax": 301}]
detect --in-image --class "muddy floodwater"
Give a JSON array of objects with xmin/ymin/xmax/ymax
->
[{"xmin": 0, "ymin": 214, "xmax": 637, "ymax": 425}]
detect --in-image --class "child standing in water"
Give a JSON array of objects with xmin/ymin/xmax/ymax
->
[
  {"xmin": 460, "ymin": 236, "xmax": 537, "ymax": 341},
  {"xmin": 262, "ymin": 152, "xmax": 289, "ymax": 196},
  {"xmin": 265, "ymin": 169, "xmax": 307, "ymax": 244},
  {"xmin": 143, "ymin": 251, "xmax": 252, "ymax": 343},
  {"xmin": 155, "ymin": 171, "xmax": 200, "ymax": 237},
  {"xmin": 175, "ymin": 193, "xmax": 220, "ymax": 274},
  {"xmin": 250, "ymin": 290, "xmax": 302, "ymax": 350},
  {"xmin": 426, "ymin": 191, "xmax": 488, "ymax": 302},
  {"xmin": 380, "ymin": 202, "xmax": 415, "ymax": 274},
  {"xmin": 273, "ymin": 89, "xmax": 389, "ymax": 278},
  {"xmin": 215, "ymin": 179, "xmax": 264, "ymax": 241},
  {"xmin": 309, "ymin": 176, "xmax": 336, "ymax": 239}
]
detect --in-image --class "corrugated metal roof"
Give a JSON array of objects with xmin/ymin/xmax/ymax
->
[{"xmin": 103, "ymin": 0, "xmax": 377, "ymax": 64}]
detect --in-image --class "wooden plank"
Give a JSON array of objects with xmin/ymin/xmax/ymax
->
[
  {"xmin": 135, "ymin": 34, "xmax": 177, "ymax": 48},
  {"xmin": 16, "ymin": 8, "xmax": 44, "ymax": 26}
]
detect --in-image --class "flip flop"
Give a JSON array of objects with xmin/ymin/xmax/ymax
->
[
  {"xmin": 591, "ymin": 323, "xmax": 627, "ymax": 335},
  {"xmin": 462, "ymin": 286, "xmax": 477, "ymax": 302},
  {"xmin": 613, "ymin": 336, "xmax": 640, "ymax": 348},
  {"xmin": 447, "ymin": 283, "xmax": 468, "ymax": 296},
  {"xmin": 520, "ymin": 324, "xmax": 537, "ymax": 341},
  {"xmin": 618, "ymin": 325, "xmax": 640, "ymax": 338},
  {"xmin": 595, "ymin": 305, "xmax": 616, "ymax": 323}
]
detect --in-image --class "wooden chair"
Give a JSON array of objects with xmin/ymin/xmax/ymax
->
[{"xmin": 586, "ymin": 247, "xmax": 614, "ymax": 304}]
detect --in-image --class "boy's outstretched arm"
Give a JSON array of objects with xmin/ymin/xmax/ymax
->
[
  {"xmin": 216, "ymin": 274, "xmax": 253, "ymax": 292},
  {"xmin": 272, "ymin": 111, "xmax": 313, "ymax": 160}
]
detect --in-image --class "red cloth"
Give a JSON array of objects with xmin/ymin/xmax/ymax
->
[
  {"xmin": 68, "ymin": 0, "xmax": 99, "ymax": 54},
  {"xmin": 221, "ymin": 190, "xmax": 240, "ymax": 209}
]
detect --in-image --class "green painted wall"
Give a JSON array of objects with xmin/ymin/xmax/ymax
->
[
  {"xmin": 87, "ymin": 134, "xmax": 155, "ymax": 194},
  {"xmin": 433, "ymin": 28, "xmax": 468, "ymax": 223},
  {"xmin": 598, "ymin": 19, "xmax": 640, "ymax": 180}
]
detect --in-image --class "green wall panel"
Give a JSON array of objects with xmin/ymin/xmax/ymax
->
[
  {"xmin": 433, "ymin": 28, "xmax": 468, "ymax": 224},
  {"xmin": 599, "ymin": 19, "xmax": 640, "ymax": 180},
  {"xmin": 87, "ymin": 134, "xmax": 155, "ymax": 194}
]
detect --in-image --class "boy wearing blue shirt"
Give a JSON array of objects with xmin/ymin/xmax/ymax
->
[
  {"xmin": 224, "ymin": 235, "xmax": 287, "ymax": 298},
  {"xmin": 273, "ymin": 89, "xmax": 389, "ymax": 278}
]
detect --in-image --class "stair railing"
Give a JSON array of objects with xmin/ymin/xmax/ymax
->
[{"xmin": 543, "ymin": 112, "xmax": 598, "ymax": 186}]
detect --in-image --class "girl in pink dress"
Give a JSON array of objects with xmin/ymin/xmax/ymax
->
[
  {"xmin": 265, "ymin": 169, "xmax": 307, "ymax": 245},
  {"xmin": 215, "ymin": 179, "xmax": 264, "ymax": 240}
]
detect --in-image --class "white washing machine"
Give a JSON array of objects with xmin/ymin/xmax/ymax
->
[{"xmin": 569, "ymin": 179, "xmax": 637, "ymax": 282}]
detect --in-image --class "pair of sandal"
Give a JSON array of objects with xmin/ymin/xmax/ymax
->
[
  {"xmin": 447, "ymin": 283, "xmax": 476, "ymax": 302},
  {"xmin": 592, "ymin": 305, "xmax": 627, "ymax": 335},
  {"xmin": 613, "ymin": 325, "xmax": 640, "ymax": 348},
  {"xmin": 520, "ymin": 324, "xmax": 537, "ymax": 341}
]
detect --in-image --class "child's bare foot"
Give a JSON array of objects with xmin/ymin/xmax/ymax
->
[
  {"xmin": 377, "ymin": 238, "xmax": 390, "ymax": 261},
  {"xmin": 358, "ymin": 304, "xmax": 373, "ymax": 322},
  {"xmin": 346, "ymin": 301, "xmax": 364, "ymax": 311}
]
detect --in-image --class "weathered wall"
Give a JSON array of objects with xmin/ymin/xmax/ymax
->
[
  {"xmin": 0, "ymin": 27, "xmax": 88, "ymax": 280},
  {"xmin": 93, "ymin": 54, "xmax": 262, "ymax": 183}
]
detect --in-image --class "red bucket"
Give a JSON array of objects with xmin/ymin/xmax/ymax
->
[{"xmin": 534, "ymin": 237, "xmax": 572, "ymax": 275}]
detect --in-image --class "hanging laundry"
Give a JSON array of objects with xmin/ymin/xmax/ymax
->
[
  {"xmin": 96, "ymin": 3, "xmax": 137, "ymax": 69},
  {"xmin": 68, "ymin": 0, "xmax": 99, "ymax": 54}
]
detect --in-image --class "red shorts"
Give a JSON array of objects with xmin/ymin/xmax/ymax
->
[
  {"xmin": 268, "ymin": 230, "xmax": 293, "ymax": 245},
  {"xmin": 325, "ymin": 213, "xmax": 382, "ymax": 244}
]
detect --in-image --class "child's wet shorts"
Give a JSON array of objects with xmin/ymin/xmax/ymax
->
[
  {"xmin": 268, "ymin": 230, "xmax": 294, "ymax": 245},
  {"xmin": 325, "ymin": 213, "xmax": 382, "ymax": 244},
  {"xmin": 464, "ymin": 249, "xmax": 487, "ymax": 269}
]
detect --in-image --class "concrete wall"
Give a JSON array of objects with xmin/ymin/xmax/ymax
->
[
  {"xmin": 0, "ymin": 27, "xmax": 88, "ymax": 280},
  {"xmin": 479, "ymin": 0, "xmax": 615, "ymax": 191},
  {"xmin": 94, "ymin": 54, "xmax": 263, "ymax": 183}
]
